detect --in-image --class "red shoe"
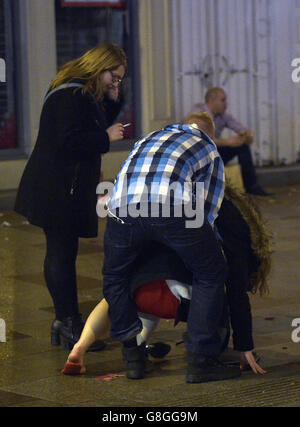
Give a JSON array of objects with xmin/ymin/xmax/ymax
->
[{"xmin": 61, "ymin": 361, "xmax": 86, "ymax": 375}]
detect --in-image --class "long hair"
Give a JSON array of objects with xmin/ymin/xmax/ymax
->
[
  {"xmin": 49, "ymin": 43, "xmax": 127, "ymax": 101},
  {"xmin": 224, "ymin": 180, "xmax": 273, "ymax": 296}
]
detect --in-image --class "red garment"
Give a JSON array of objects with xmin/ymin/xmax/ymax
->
[{"xmin": 135, "ymin": 280, "xmax": 180, "ymax": 323}]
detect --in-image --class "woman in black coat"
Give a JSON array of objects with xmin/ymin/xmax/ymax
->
[{"xmin": 15, "ymin": 43, "xmax": 127, "ymax": 350}]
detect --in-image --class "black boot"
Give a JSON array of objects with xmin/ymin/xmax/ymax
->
[
  {"xmin": 59, "ymin": 315, "xmax": 85, "ymax": 350},
  {"xmin": 51, "ymin": 315, "xmax": 106, "ymax": 352},
  {"xmin": 122, "ymin": 341, "xmax": 149, "ymax": 380},
  {"xmin": 51, "ymin": 319, "xmax": 63, "ymax": 346},
  {"xmin": 186, "ymin": 353, "xmax": 241, "ymax": 384}
]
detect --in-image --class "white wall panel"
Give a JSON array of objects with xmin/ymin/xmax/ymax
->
[
  {"xmin": 271, "ymin": 0, "xmax": 295, "ymax": 164},
  {"xmin": 293, "ymin": 0, "xmax": 300, "ymax": 162},
  {"xmin": 138, "ymin": 0, "xmax": 175, "ymax": 133},
  {"xmin": 171, "ymin": 0, "xmax": 300, "ymax": 165}
]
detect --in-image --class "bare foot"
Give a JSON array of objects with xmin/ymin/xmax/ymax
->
[{"xmin": 65, "ymin": 345, "xmax": 86, "ymax": 374}]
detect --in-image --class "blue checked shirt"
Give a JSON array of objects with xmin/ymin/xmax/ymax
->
[{"xmin": 108, "ymin": 124, "xmax": 225, "ymax": 225}]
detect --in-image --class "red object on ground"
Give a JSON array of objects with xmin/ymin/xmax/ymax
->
[
  {"xmin": 95, "ymin": 373, "xmax": 125, "ymax": 381},
  {"xmin": 61, "ymin": 361, "xmax": 85, "ymax": 375}
]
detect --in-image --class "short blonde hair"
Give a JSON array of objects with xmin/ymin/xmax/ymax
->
[{"xmin": 184, "ymin": 111, "xmax": 215, "ymax": 138}]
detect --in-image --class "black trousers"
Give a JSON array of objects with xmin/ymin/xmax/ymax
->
[
  {"xmin": 218, "ymin": 145, "xmax": 258, "ymax": 191},
  {"xmin": 43, "ymin": 228, "xmax": 80, "ymax": 320}
]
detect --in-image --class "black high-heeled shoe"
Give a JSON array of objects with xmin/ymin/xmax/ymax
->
[
  {"xmin": 50, "ymin": 315, "xmax": 106, "ymax": 352},
  {"xmin": 58, "ymin": 315, "xmax": 85, "ymax": 350},
  {"xmin": 51, "ymin": 319, "xmax": 64, "ymax": 346}
]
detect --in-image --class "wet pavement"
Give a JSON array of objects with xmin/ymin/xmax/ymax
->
[{"xmin": 0, "ymin": 184, "xmax": 300, "ymax": 407}]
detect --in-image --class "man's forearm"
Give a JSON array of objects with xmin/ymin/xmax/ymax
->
[{"xmin": 215, "ymin": 137, "xmax": 229, "ymax": 147}]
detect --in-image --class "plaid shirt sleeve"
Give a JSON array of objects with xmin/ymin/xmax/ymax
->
[
  {"xmin": 205, "ymin": 154, "xmax": 225, "ymax": 224},
  {"xmin": 191, "ymin": 140, "xmax": 225, "ymax": 225}
]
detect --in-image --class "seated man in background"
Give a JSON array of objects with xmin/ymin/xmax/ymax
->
[{"xmin": 191, "ymin": 87, "xmax": 270, "ymax": 196}]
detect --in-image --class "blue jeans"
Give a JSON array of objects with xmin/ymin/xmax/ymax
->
[{"xmin": 102, "ymin": 215, "xmax": 227, "ymax": 356}]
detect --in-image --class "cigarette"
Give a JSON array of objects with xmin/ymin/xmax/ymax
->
[{"xmin": 123, "ymin": 123, "xmax": 131, "ymax": 128}]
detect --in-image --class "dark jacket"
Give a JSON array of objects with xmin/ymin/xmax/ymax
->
[
  {"xmin": 15, "ymin": 84, "xmax": 121, "ymax": 237},
  {"xmin": 129, "ymin": 197, "xmax": 256, "ymax": 352},
  {"xmin": 216, "ymin": 198, "xmax": 256, "ymax": 351}
]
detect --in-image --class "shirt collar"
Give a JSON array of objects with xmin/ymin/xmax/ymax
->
[
  {"xmin": 164, "ymin": 123, "xmax": 202, "ymax": 137},
  {"xmin": 163, "ymin": 123, "xmax": 214, "ymax": 145}
]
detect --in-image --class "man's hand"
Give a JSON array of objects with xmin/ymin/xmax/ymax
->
[
  {"xmin": 226, "ymin": 135, "xmax": 245, "ymax": 147},
  {"xmin": 240, "ymin": 351, "xmax": 267, "ymax": 374},
  {"xmin": 106, "ymin": 123, "xmax": 124, "ymax": 142},
  {"xmin": 239, "ymin": 130, "xmax": 254, "ymax": 145}
]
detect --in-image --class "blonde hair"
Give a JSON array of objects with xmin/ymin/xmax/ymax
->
[
  {"xmin": 184, "ymin": 111, "xmax": 215, "ymax": 138},
  {"xmin": 50, "ymin": 43, "xmax": 127, "ymax": 101},
  {"xmin": 224, "ymin": 181, "xmax": 272, "ymax": 296}
]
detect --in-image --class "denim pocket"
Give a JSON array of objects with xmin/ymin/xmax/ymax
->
[
  {"xmin": 106, "ymin": 217, "xmax": 133, "ymax": 248},
  {"xmin": 159, "ymin": 218, "xmax": 207, "ymax": 247}
]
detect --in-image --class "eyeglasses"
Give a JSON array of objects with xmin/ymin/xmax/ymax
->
[{"xmin": 109, "ymin": 70, "xmax": 123, "ymax": 85}]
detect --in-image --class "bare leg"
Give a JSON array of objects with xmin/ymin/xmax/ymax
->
[
  {"xmin": 66, "ymin": 298, "xmax": 110, "ymax": 369},
  {"xmin": 63, "ymin": 301, "xmax": 160, "ymax": 374}
]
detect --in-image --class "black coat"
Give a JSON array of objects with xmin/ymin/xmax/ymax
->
[{"xmin": 15, "ymin": 84, "xmax": 121, "ymax": 237}]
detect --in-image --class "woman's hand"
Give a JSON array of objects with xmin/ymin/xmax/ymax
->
[
  {"xmin": 106, "ymin": 123, "xmax": 125, "ymax": 142},
  {"xmin": 240, "ymin": 351, "xmax": 267, "ymax": 375}
]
